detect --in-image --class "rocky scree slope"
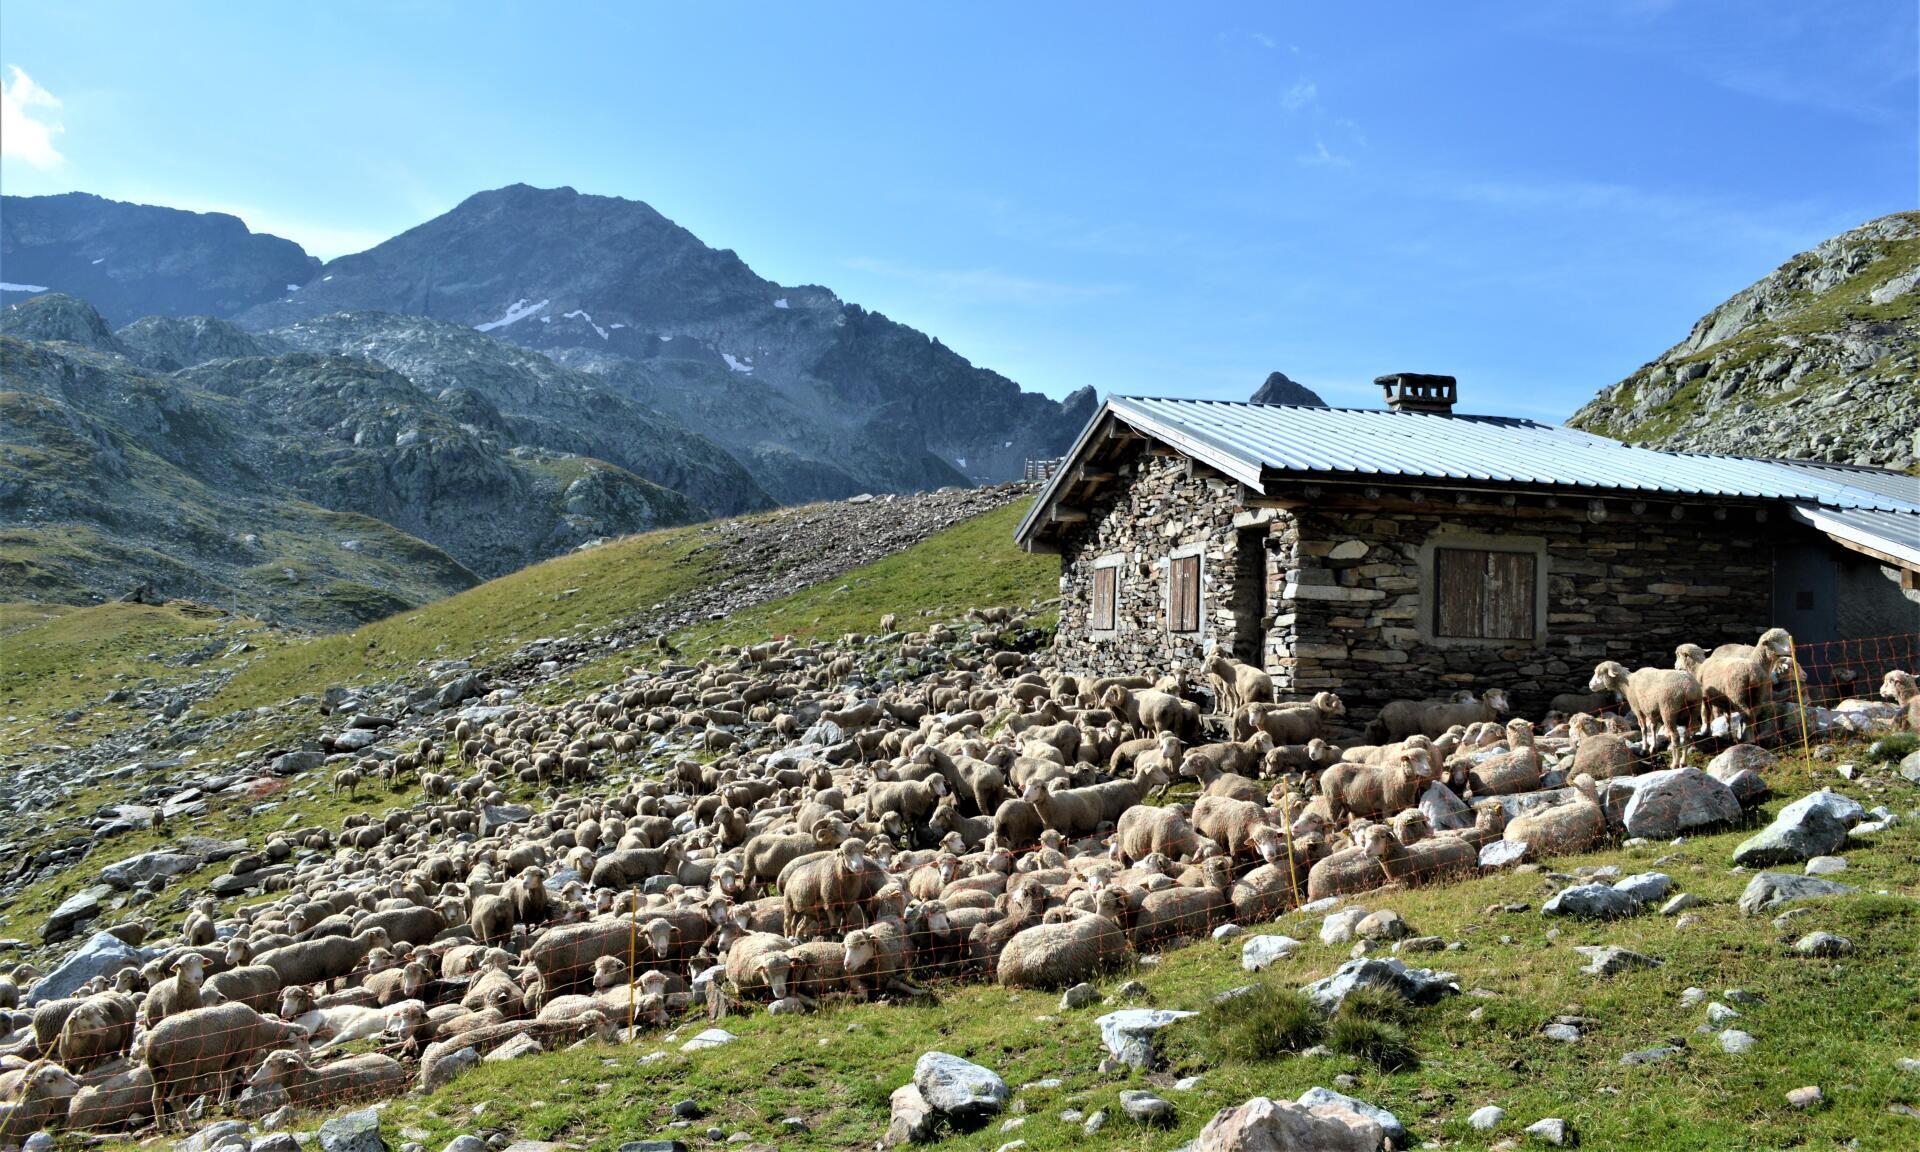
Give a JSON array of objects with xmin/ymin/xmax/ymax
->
[
  {"xmin": 237, "ymin": 183, "xmax": 1097, "ymax": 501},
  {"xmin": 1, "ymin": 191, "xmax": 319, "ymax": 324},
  {"xmin": 1, "ymin": 295, "xmax": 731, "ymax": 626},
  {"xmin": 1571, "ymin": 211, "xmax": 1920, "ymax": 468}
]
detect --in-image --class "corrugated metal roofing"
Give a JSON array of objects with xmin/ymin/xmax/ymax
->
[
  {"xmin": 1789, "ymin": 505, "xmax": 1920, "ymax": 568},
  {"xmin": 1107, "ymin": 396, "xmax": 1919, "ymax": 510},
  {"xmin": 1016, "ymin": 396, "xmax": 1920, "ymax": 554}
]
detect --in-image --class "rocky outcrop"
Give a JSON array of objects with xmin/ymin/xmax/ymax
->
[
  {"xmin": 1571, "ymin": 211, "xmax": 1918, "ymax": 468},
  {"xmin": 1249, "ymin": 371, "xmax": 1326, "ymax": 407}
]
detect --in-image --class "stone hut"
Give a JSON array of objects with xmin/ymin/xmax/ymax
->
[{"xmin": 1014, "ymin": 376, "xmax": 1920, "ymax": 717}]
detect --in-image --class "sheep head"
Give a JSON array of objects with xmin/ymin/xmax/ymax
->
[
  {"xmin": 842, "ymin": 929, "xmax": 875, "ymax": 973},
  {"xmin": 1883, "ymin": 670, "xmax": 1917, "ymax": 704},
  {"xmin": 1589, "ymin": 661, "xmax": 1628, "ymax": 694},
  {"xmin": 1758, "ymin": 627, "xmax": 1794, "ymax": 657},
  {"xmin": 1313, "ymin": 692, "xmax": 1346, "ymax": 716}
]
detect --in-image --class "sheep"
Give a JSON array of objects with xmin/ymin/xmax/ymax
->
[
  {"xmin": 56, "ymin": 992, "xmax": 138, "ymax": 1072},
  {"xmin": 1589, "ymin": 661, "xmax": 1701, "ymax": 766},
  {"xmin": 1305, "ymin": 824, "xmax": 1398, "ymax": 900},
  {"xmin": 1503, "ymin": 776, "xmax": 1605, "ymax": 857},
  {"xmin": 1112, "ymin": 806, "xmax": 1199, "ymax": 865},
  {"xmin": 842, "ymin": 921, "xmax": 919, "ymax": 1000},
  {"xmin": 1883, "ymin": 670, "xmax": 1920, "ymax": 730},
  {"xmin": 1129, "ymin": 857, "xmax": 1233, "ymax": 948},
  {"xmin": 1204, "ymin": 649, "xmax": 1273, "ymax": 715},
  {"xmin": 782, "ymin": 839, "xmax": 874, "ymax": 939},
  {"xmin": 1696, "ymin": 644, "xmax": 1791, "ymax": 741},
  {"xmin": 469, "ymin": 894, "xmax": 514, "ymax": 944},
  {"xmin": 142, "ymin": 952, "xmax": 208, "ymax": 1027},
  {"xmin": 1024, "ymin": 779, "xmax": 1106, "ymax": 838},
  {"xmin": 143, "ymin": 1002, "xmax": 308, "ymax": 1126},
  {"xmin": 1318, "ymin": 747, "xmax": 1436, "ymax": 824},
  {"xmin": 995, "ymin": 892, "xmax": 1133, "ymax": 988},
  {"xmin": 1262, "ymin": 737, "xmax": 1336, "ymax": 779},
  {"xmin": 1104, "ymin": 685, "xmax": 1199, "ymax": 740},
  {"xmin": 1368, "ymin": 689, "xmax": 1509, "ymax": 743},
  {"xmin": 1382, "ymin": 827, "xmax": 1478, "ymax": 886},
  {"xmin": 0, "ymin": 1065, "xmax": 81, "ymax": 1144},
  {"xmin": 202, "ymin": 965, "xmax": 282, "ymax": 1015},
  {"xmin": 505, "ymin": 866, "xmax": 550, "ymax": 928},
  {"xmin": 1237, "ymin": 693, "xmax": 1345, "ymax": 744},
  {"xmin": 333, "ymin": 768, "xmax": 362, "ymax": 800},
  {"xmin": 1181, "ymin": 732, "xmax": 1274, "ymax": 785},
  {"xmin": 724, "ymin": 933, "xmax": 796, "ymax": 1002},
  {"xmin": 1568, "ymin": 714, "xmax": 1637, "ymax": 780},
  {"xmin": 1462, "ymin": 719, "xmax": 1541, "ymax": 797},
  {"xmin": 255, "ymin": 927, "xmax": 391, "ymax": 988},
  {"xmin": 245, "ymin": 1049, "xmax": 410, "ymax": 1109},
  {"xmin": 67, "ymin": 1062, "xmax": 155, "ymax": 1131}
]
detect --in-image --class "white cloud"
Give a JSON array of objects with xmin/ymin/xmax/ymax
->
[
  {"xmin": 1298, "ymin": 137, "xmax": 1350, "ymax": 167},
  {"xmin": 1, "ymin": 66, "xmax": 64, "ymax": 169},
  {"xmin": 1251, "ymin": 32, "xmax": 1276, "ymax": 49},
  {"xmin": 1281, "ymin": 78, "xmax": 1319, "ymax": 113}
]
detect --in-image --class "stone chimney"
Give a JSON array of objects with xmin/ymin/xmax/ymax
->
[{"xmin": 1376, "ymin": 373, "xmax": 1457, "ymax": 414}]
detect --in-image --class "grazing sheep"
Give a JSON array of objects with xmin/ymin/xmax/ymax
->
[
  {"xmin": 143, "ymin": 1002, "xmax": 308, "ymax": 1126},
  {"xmin": 995, "ymin": 892, "xmax": 1133, "ymax": 988},
  {"xmin": 1589, "ymin": 660, "xmax": 1701, "ymax": 766},
  {"xmin": 469, "ymin": 894, "xmax": 514, "ymax": 944},
  {"xmin": 202, "ymin": 965, "xmax": 283, "ymax": 1015}
]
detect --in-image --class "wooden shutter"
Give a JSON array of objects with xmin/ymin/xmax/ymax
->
[
  {"xmin": 1434, "ymin": 548, "xmax": 1536, "ymax": 640},
  {"xmin": 1169, "ymin": 554, "xmax": 1201, "ymax": 632},
  {"xmin": 1091, "ymin": 567, "xmax": 1116, "ymax": 630}
]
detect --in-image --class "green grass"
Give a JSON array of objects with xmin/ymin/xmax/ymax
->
[{"xmin": 0, "ymin": 599, "xmax": 286, "ymax": 751}]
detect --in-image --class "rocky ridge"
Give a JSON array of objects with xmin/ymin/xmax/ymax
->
[{"xmin": 1571, "ymin": 211, "xmax": 1919, "ymax": 468}]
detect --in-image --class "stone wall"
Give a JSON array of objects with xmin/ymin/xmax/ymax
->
[
  {"xmin": 1277, "ymin": 498, "xmax": 1774, "ymax": 717},
  {"xmin": 1053, "ymin": 451, "xmax": 1254, "ymax": 682},
  {"xmin": 1053, "ymin": 457, "xmax": 1780, "ymax": 718}
]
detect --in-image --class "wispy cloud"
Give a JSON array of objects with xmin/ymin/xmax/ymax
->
[
  {"xmin": 1298, "ymin": 137, "xmax": 1351, "ymax": 167},
  {"xmin": 842, "ymin": 256, "xmax": 1128, "ymax": 305},
  {"xmin": 1280, "ymin": 79, "xmax": 1319, "ymax": 113},
  {"xmin": 1251, "ymin": 32, "xmax": 1276, "ymax": 50},
  {"xmin": 1, "ymin": 66, "xmax": 64, "ymax": 169}
]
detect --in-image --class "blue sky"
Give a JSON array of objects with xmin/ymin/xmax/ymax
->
[{"xmin": 2, "ymin": 2, "xmax": 1914, "ymax": 419}]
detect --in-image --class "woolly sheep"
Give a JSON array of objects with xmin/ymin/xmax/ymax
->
[
  {"xmin": 995, "ymin": 892, "xmax": 1133, "ymax": 989},
  {"xmin": 1589, "ymin": 661, "xmax": 1700, "ymax": 766}
]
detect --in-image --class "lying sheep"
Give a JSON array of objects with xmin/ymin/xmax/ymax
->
[
  {"xmin": 1112, "ymin": 805, "xmax": 1199, "ymax": 865},
  {"xmin": 995, "ymin": 892, "xmax": 1133, "ymax": 988},
  {"xmin": 67, "ymin": 1062, "xmax": 154, "ymax": 1132},
  {"xmin": 0, "ymin": 1065, "xmax": 81, "ymax": 1145},
  {"xmin": 1318, "ymin": 746, "xmax": 1435, "ymax": 823},
  {"xmin": 246, "ymin": 1049, "xmax": 410, "ymax": 1110},
  {"xmin": 1883, "ymin": 670, "xmax": 1920, "ymax": 730},
  {"xmin": 1369, "ymin": 689, "xmax": 1509, "ymax": 743},
  {"xmin": 1237, "ymin": 693, "xmax": 1345, "ymax": 744}
]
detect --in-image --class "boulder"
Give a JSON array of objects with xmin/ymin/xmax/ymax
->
[
  {"xmin": 1478, "ymin": 839, "xmax": 1528, "ymax": 868},
  {"xmin": 1707, "ymin": 744, "xmax": 1775, "ymax": 778},
  {"xmin": 1738, "ymin": 872, "xmax": 1855, "ymax": 917},
  {"xmin": 101, "ymin": 850, "xmax": 201, "ymax": 890},
  {"xmin": 268, "ymin": 750, "xmax": 326, "ymax": 776},
  {"xmin": 1417, "ymin": 781, "xmax": 1472, "ymax": 831},
  {"xmin": 886, "ymin": 1083, "xmax": 936, "ymax": 1146},
  {"xmin": 1095, "ymin": 1008, "xmax": 1197, "ymax": 1069},
  {"xmin": 26, "ymin": 930, "xmax": 142, "ymax": 1004},
  {"xmin": 1119, "ymin": 1090, "xmax": 1174, "ymax": 1126},
  {"xmin": 421, "ymin": 1045, "xmax": 478, "ymax": 1091},
  {"xmin": 1300, "ymin": 958, "xmax": 1458, "ymax": 1012},
  {"xmin": 680, "ymin": 1028, "xmax": 736, "ymax": 1052},
  {"xmin": 43, "ymin": 887, "xmax": 108, "ymax": 943},
  {"xmin": 1715, "ymin": 768, "xmax": 1771, "ymax": 808},
  {"xmin": 1619, "ymin": 768, "xmax": 1741, "ymax": 838},
  {"xmin": 1542, "ymin": 883, "xmax": 1643, "ymax": 920},
  {"xmin": 1189, "ymin": 1096, "xmax": 1383, "ymax": 1152},
  {"xmin": 319, "ymin": 1109, "xmax": 386, "ymax": 1152},
  {"xmin": 1318, "ymin": 907, "xmax": 1365, "ymax": 945},
  {"xmin": 912, "ymin": 1052, "xmax": 1007, "ymax": 1125},
  {"xmin": 1732, "ymin": 792, "xmax": 1862, "ymax": 866},
  {"xmin": 480, "ymin": 804, "xmax": 533, "ymax": 837},
  {"xmin": 1612, "ymin": 872, "xmax": 1673, "ymax": 904},
  {"xmin": 1295, "ymin": 1087, "xmax": 1405, "ymax": 1144},
  {"xmin": 1573, "ymin": 945, "xmax": 1662, "ymax": 976}
]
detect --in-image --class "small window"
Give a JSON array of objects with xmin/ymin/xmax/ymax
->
[
  {"xmin": 1091, "ymin": 566, "xmax": 1117, "ymax": 631},
  {"xmin": 1434, "ymin": 547, "xmax": 1535, "ymax": 640},
  {"xmin": 1168, "ymin": 554, "xmax": 1202, "ymax": 633}
]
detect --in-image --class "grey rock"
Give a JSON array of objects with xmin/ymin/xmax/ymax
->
[
  {"xmin": 269, "ymin": 750, "xmax": 326, "ymax": 776},
  {"xmin": 1620, "ymin": 768, "xmax": 1741, "ymax": 838},
  {"xmin": 1574, "ymin": 945, "xmax": 1662, "ymax": 976},
  {"xmin": 1660, "ymin": 892, "xmax": 1702, "ymax": 915},
  {"xmin": 1118, "ymin": 1090, "xmax": 1174, "ymax": 1126},
  {"xmin": 913, "ymin": 1051, "xmax": 1008, "ymax": 1124},
  {"xmin": 421, "ymin": 1045, "xmax": 479, "ymax": 1091},
  {"xmin": 1786, "ymin": 1085, "xmax": 1823, "ymax": 1109},
  {"xmin": 680, "ymin": 1028, "xmax": 735, "ymax": 1052},
  {"xmin": 1706, "ymin": 1002, "xmax": 1740, "ymax": 1025},
  {"xmin": 885, "ymin": 1084, "xmax": 935, "ymax": 1147},
  {"xmin": 1095, "ymin": 1008, "xmax": 1196, "ymax": 1069},
  {"xmin": 319, "ymin": 1109, "xmax": 385, "ymax": 1152},
  {"xmin": 479, "ymin": 804, "xmax": 532, "ymax": 837},
  {"xmin": 1542, "ymin": 883, "xmax": 1644, "ymax": 920},
  {"xmin": 1791, "ymin": 931, "xmax": 1854, "ymax": 957},
  {"xmin": 43, "ymin": 887, "xmax": 107, "ymax": 942},
  {"xmin": 1719, "ymin": 1029, "xmax": 1757, "ymax": 1054},
  {"xmin": 1805, "ymin": 856, "xmax": 1847, "ymax": 875},
  {"xmin": 178, "ymin": 1121, "xmax": 250, "ymax": 1152},
  {"xmin": 1478, "ymin": 839, "xmax": 1530, "ymax": 869},
  {"xmin": 1733, "ymin": 800, "xmax": 1852, "ymax": 867},
  {"xmin": 1319, "ymin": 907, "xmax": 1366, "ymax": 945},
  {"xmin": 1612, "ymin": 872, "xmax": 1673, "ymax": 904},
  {"xmin": 1296, "ymin": 1087, "xmax": 1406, "ymax": 1144},
  {"xmin": 1356, "ymin": 910, "xmax": 1411, "ymax": 941},
  {"xmin": 1300, "ymin": 957, "xmax": 1458, "ymax": 1012},
  {"xmin": 102, "ymin": 850, "xmax": 202, "ymax": 890},
  {"xmin": 1469, "ymin": 1105, "xmax": 1506, "ymax": 1131},
  {"xmin": 26, "ymin": 930, "xmax": 142, "ymax": 1004},
  {"xmin": 1542, "ymin": 1023, "xmax": 1581, "ymax": 1043},
  {"xmin": 1708, "ymin": 744, "xmax": 1776, "ymax": 778},
  {"xmin": 1525, "ymin": 1117, "xmax": 1573, "ymax": 1146},
  {"xmin": 616, "ymin": 1144, "xmax": 686, "ymax": 1152},
  {"xmin": 1241, "ymin": 935, "xmax": 1301, "ymax": 971},
  {"xmin": 1058, "ymin": 983, "xmax": 1096, "ymax": 1010},
  {"xmin": 1738, "ymin": 872, "xmax": 1855, "ymax": 916},
  {"xmin": 1620, "ymin": 1046, "xmax": 1679, "ymax": 1066},
  {"xmin": 253, "ymin": 1136, "xmax": 300, "ymax": 1152},
  {"xmin": 442, "ymin": 1139, "xmax": 489, "ymax": 1152}
]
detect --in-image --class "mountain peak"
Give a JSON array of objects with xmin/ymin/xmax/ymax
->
[
  {"xmin": 1249, "ymin": 370, "xmax": 1326, "ymax": 407},
  {"xmin": 0, "ymin": 292, "xmax": 123, "ymax": 353}
]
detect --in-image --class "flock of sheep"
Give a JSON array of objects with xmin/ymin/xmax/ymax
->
[{"xmin": 2, "ymin": 612, "xmax": 1915, "ymax": 1144}]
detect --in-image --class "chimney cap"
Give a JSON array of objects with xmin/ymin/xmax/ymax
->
[{"xmin": 1376, "ymin": 372, "xmax": 1457, "ymax": 414}]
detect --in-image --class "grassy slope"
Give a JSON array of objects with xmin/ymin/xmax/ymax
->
[
  {"xmin": 368, "ymin": 755, "xmax": 1918, "ymax": 1152},
  {"xmin": 0, "ymin": 600, "xmax": 286, "ymax": 751}
]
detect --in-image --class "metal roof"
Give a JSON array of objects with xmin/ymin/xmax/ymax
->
[
  {"xmin": 1016, "ymin": 396, "xmax": 1920, "ymax": 553},
  {"xmin": 1788, "ymin": 505, "xmax": 1920, "ymax": 569}
]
